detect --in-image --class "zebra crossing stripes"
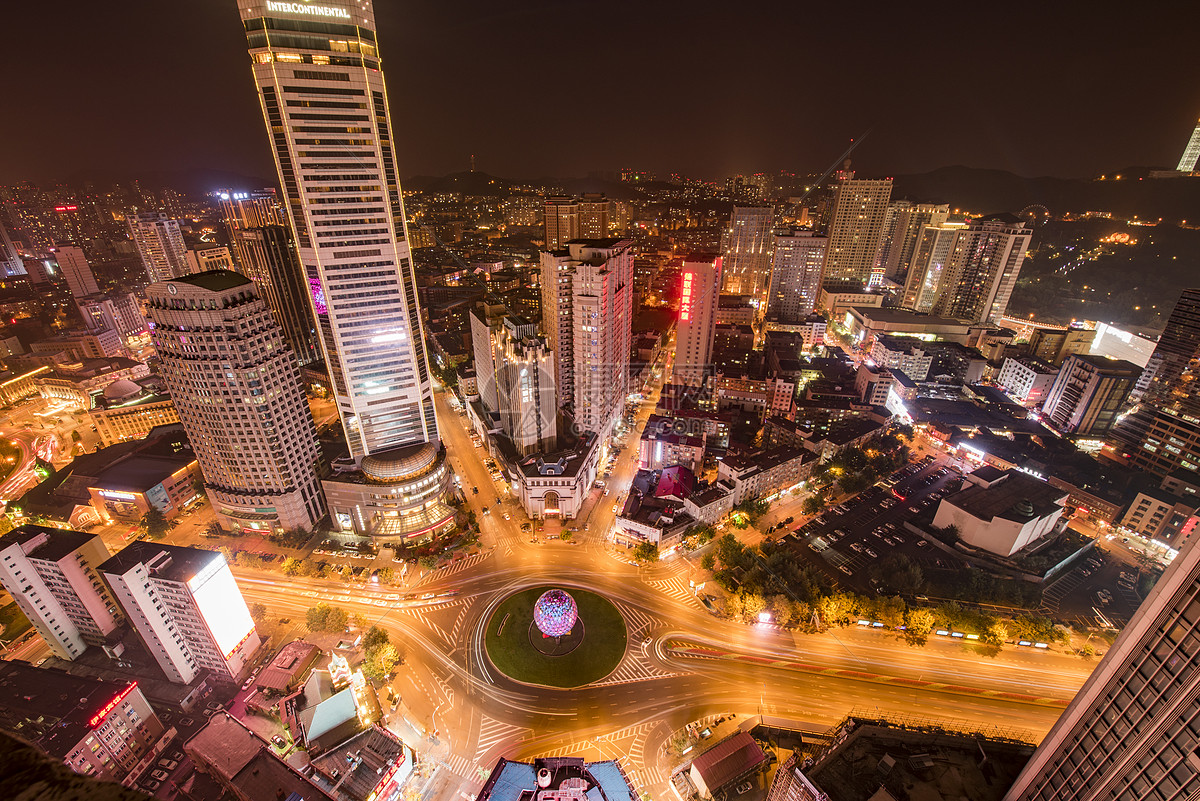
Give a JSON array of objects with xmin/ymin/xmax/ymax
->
[
  {"xmin": 646, "ymin": 575, "xmax": 702, "ymax": 608},
  {"xmin": 440, "ymin": 753, "xmax": 475, "ymax": 780},
  {"xmin": 396, "ymin": 604, "xmax": 452, "ymax": 645},
  {"xmin": 538, "ymin": 741, "xmax": 594, "ymax": 759},
  {"xmin": 594, "ymin": 649, "xmax": 675, "ymax": 687},
  {"xmin": 474, "ymin": 716, "xmax": 532, "ymax": 765},
  {"xmin": 411, "ymin": 551, "xmax": 494, "ymax": 588}
]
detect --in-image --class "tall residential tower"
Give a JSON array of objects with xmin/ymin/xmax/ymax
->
[{"xmin": 821, "ymin": 177, "xmax": 892, "ymax": 286}]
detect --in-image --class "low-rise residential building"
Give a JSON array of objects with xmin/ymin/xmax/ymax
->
[
  {"xmin": 855, "ymin": 363, "xmax": 897, "ymax": 406},
  {"xmin": 714, "ymin": 373, "xmax": 795, "ymax": 417},
  {"xmin": 639, "ymin": 430, "xmax": 706, "ymax": 473},
  {"xmin": 688, "ymin": 731, "xmax": 768, "ymax": 799},
  {"xmin": 718, "ymin": 446, "xmax": 816, "ymax": 504},
  {"xmin": 818, "ymin": 286, "xmax": 884, "ymax": 320},
  {"xmin": 932, "ymin": 467, "xmax": 1070, "ymax": 557},
  {"xmin": 0, "ymin": 661, "xmax": 165, "ymax": 783},
  {"xmin": 614, "ymin": 467, "xmax": 732, "ymax": 547},
  {"xmin": 763, "ymin": 313, "xmax": 827, "ymax": 349},
  {"xmin": 1120, "ymin": 485, "xmax": 1200, "ymax": 545},
  {"xmin": 996, "ymin": 356, "xmax": 1059, "ymax": 407},
  {"xmin": 870, "ymin": 334, "xmax": 933, "ymax": 381}
]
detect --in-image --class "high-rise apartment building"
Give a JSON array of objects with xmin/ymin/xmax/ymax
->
[
  {"xmin": 470, "ymin": 299, "xmax": 507, "ymax": 412},
  {"xmin": 540, "ymin": 239, "xmax": 633, "ymax": 441},
  {"xmin": 50, "ymin": 244, "xmax": 100, "ymax": 297},
  {"xmin": 1176, "ymin": 118, "xmax": 1200, "ymax": 173},
  {"xmin": 719, "ymin": 205, "xmax": 774, "ymax": 304},
  {"xmin": 930, "ymin": 215, "xmax": 1031, "ymax": 324},
  {"xmin": 1111, "ymin": 288, "xmax": 1200, "ymax": 476},
  {"xmin": 821, "ymin": 178, "xmax": 892, "ymax": 286},
  {"xmin": 127, "ymin": 211, "xmax": 187, "ymax": 283},
  {"xmin": 146, "ymin": 272, "xmax": 325, "ymax": 533},
  {"xmin": 220, "ymin": 189, "xmax": 320, "ymax": 366},
  {"xmin": 881, "ymin": 202, "xmax": 949, "ymax": 283},
  {"xmin": 0, "ymin": 525, "xmax": 123, "ymax": 660},
  {"xmin": 901, "ymin": 224, "xmax": 963, "ymax": 312},
  {"xmin": 674, "ymin": 253, "xmax": 722, "ymax": 387},
  {"xmin": 183, "ymin": 245, "xmax": 235, "ymax": 276},
  {"xmin": 0, "ymin": 221, "xmax": 24, "ymax": 278},
  {"xmin": 237, "ymin": 0, "xmax": 437, "ymax": 461},
  {"xmin": 1002, "ymin": 529, "xmax": 1200, "ymax": 800},
  {"xmin": 544, "ymin": 194, "xmax": 610, "ymax": 249},
  {"xmin": 1041, "ymin": 353, "xmax": 1141, "ymax": 436},
  {"xmin": 494, "ymin": 316, "xmax": 557, "ymax": 456},
  {"xmin": 766, "ymin": 229, "xmax": 826, "ymax": 322},
  {"xmin": 100, "ymin": 542, "xmax": 260, "ymax": 684}
]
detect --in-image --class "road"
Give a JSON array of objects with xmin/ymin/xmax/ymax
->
[{"xmin": 229, "ymin": 380, "xmax": 1092, "ymax": 801}]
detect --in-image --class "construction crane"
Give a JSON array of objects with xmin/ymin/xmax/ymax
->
[{"xmin": 786, "ymin": 129, "xmax": 872, "ymax": 219}]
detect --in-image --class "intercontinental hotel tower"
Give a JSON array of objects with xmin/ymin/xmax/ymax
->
[{"xmin": 235, "ymin": 0, "xmax": 455, "ymax": 541}]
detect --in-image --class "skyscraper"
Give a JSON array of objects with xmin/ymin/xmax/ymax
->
[
  {"xmin": 0, "ymin": 221, "xmax": 26, "ymax": 278},
  {"xmin": 0, "ymin": 525, "xmax": 123, "ymax": 661},
  {"xmin": 1176, "ymin": 118, "xmax": 1200, "ymax": 173},
  {"xmin": 146, "ymin": 271, "xmax": 325, "ymax": 534},
  {"xmin": 494, "ymin": 315, "xmax": 557, "ymax": 456},
  {"xmin": 100, "ymin": 542, "xmax": 260, "ymax": 684},
  {"xmin": 1003, "ymin": 528, "xmax": 1200, "ymax": 800},
  {"xmin": 1041, "ymin": 353, "xmax": 1141, "ymax": 436},
  {"xmin": 719, "ymin": 205, "xmax": 774, "ymax": 305},
  {"xmin": 470, "ymin": 299, "xmax": 507, "ymax": 413},
  {"xmin": 765, "ymin": 229, "xmax": 826, "ymax": 322},
  {"xmin": 51, "ymin": 244, "xmax": 101, "ymax": 298},
  {"xmin": 1111, "ymin": 288, "xmax": 1200, "ymax": 476},
  {"xmin": 539, "ymin": 239, "xmax": 633, "ymax": 441},
  {"xmin": 544, "ymin": 194, "xmax": 610, "ymax": 249},
  {"xmin": 127, "ymin": 211, "xmax": 187, "ymax": 283},
  {"xmin": 901, "ymin": 224, "xmax": 963, "ymax": 312},
  {"xmin": 881, "ymin": 202, "xmax": 950, "ymax": 284},
  {"xmin": 237, "ymin": 0, "xmax": 437, "ymax": 460},
  {"xmin": 821, "ymin": 178, "xmax": 892, "ymax": 286},
  {"xmin": 930, "ymin": 214, "xmax": 1031, "ymax": 324},
  {"xmin": 674, "ymin": 253, "xmax": 722, "ymax": 387}
]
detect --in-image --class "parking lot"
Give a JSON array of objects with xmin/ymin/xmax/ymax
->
[
  {"xmin": 1040, "ymin": 543, "xmax": 1145, "ymax": 629},
  {"xmin": 783, "ymin": 458, "xmax": 970, "ymax": 593}
]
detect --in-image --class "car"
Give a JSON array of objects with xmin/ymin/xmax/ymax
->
[
  {"xmin": 893, "ymin": 533, "xmax": 905, "ymax": 544},
  {"xmin": 884, "ymin": 537, "xmax": 896, "ymax": 546},
  {"xmin": 838, "ymin": 565, "xmax": 852, "ymax": 575},
  {"xmin": 242, "ymin": 677, "xmax": 255, "ymax": 691},
  {"xmin": 643, "ymin": 637, "xmax": 652, "ymax": 646},
  {"xmin": 158, "ymin": 759, "xmax": 179, "ymax": 770},
  {"xmin": 865, "ymin": 549, "xmax": 878, "ymax": 558},
  {"xmin": 151, "ymin": 770, "xmax": 171, "ymax": 781},
  {"xmin": 502, "ymin": 513, "xmax": 510, "ymax": 520},
  {"xmin": 736, "ymin": 782, "xmax": 753, "ymax": 794},
  {"xmin": 909, "ymin": 506, "xmax": 921, "ymax": 514},
  {"xmin": 179, "ymin": 717, "xmax": 195, "ymax": 727},
  {"xmin": 850, "ymin": 542, "xmax": 864, "ymax": 552},
  {"xmin": 699, "ymin": 727, "xmax": 713, "ymax": 739},
  {"xmin": 142, "ymin": 780, "xmax": 161, "ymax": 791},
  {"xmin": 482, "ymin": 508, "xmax": 490, "ymax": 515},
  {"xmin": 272, "ymin": 735, "xmax": 287, "ymax": 748},
  {"xmin": 170, "ymin": 751, "xmax": 184, "ymax": 762}
]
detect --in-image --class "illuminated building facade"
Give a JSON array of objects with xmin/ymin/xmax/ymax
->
[
  {"xmin": 880, "ymin": 202, "xmax": 949, "ymax": 284},
  {"xmin": 822, "ymin": 178, "xmax": 892, "ymax": 286},
  {"xmin": 674, "ymin": 253, "xmax": 721, "ymax": 387},
  {"xmin": 0, "ymin": 661, "xmax": 165, "ymax": 783},
  {"xmin": 100, "ymin": 543, "xmax": 260, "ymax": 684},
  {"xmin": 1041, "ymin": 353, "xmax": 1140, "ymax": 436},
  {"xmin": 0, "ymin": 526, "xmax": 123, "ymax": 660},
  {"xmin": 51, "ymin": 244, "xmax": 101, "ymax": 298},
  {"xmin": 901, "ymin": 224, "xmax": 963, "ymax": 312},
  {"xmin": 494, "ymin": 315, "xmax": 557, "ymax": 457},
  {"xmin": 127, "ymin": 211, "xmax": 187, "ymax": 283},
  {"xmin": 236, "ymin": 0, "xmax": 438, "ymax": 461},
  {"xmin": 146, "ymin": 271, "xmax": 326, "ymax": 534},
  {"xmin": 544, "ymin": 194, "xmax": 610, "ymax": 250},
  {"xmin": 766, "ymin": 229, "xmax": 826, "ymax": 322},
  {"xmin": 720, "ymin": 205, "xmax": 774, "ymax": 303},
  {"xmin": 1111, "ymin": 288, "xmax": 1200, "ymax": 476},
  {"xmin": 1177, "ymin": 119, "xmax": 1200, "ymax": 172},
  {"xmin": 1003, "ymin": 529, "xmax": 1200, "ymax": 800},
  {"xmin": 220, "ymin": 189, "xmax": 321, "ymax": 365},
  {"xmin": 0, "ymin": 220, "xmax": 24, "ymax": 277},
  {"xmin": 930, "ymin": 215, "xmax": 1031, "ymax": 325}
]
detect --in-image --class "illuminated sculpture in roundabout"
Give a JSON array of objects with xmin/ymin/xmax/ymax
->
[{"xmin": 533, "ymin": 589, "xmax": 578, "ymax": 639}]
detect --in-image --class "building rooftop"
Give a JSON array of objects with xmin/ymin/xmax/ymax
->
[
  {"xmin": 257, "ymin": 641, "xmax": 321, "ymax": 695},
  {"xmin": 310, "ymin": 726, "xmax": 410, "ymax": 801},
  {"xmin": 947, "ymin": 469, "xmax": 1069, "ymax": 523},
  {"xmin": 100, "ymin": 541, "xmax": 222, "ymax": 584},
  {"xmin": 170, "ymin": 270, "xmax": 252, "ymax": 293},
  {"xmin": 0, "ymin": 524, "xmax": 97, "ymax": 563},
  {"xmin": 1065, "ymin": 352, "xmax": 1143, "ymax": 374},
  {"xmin": 477, "ymin": 757, "xmax": 636, "ymax": 801},
  {"xmin": 0, "ymin": 661, "xmax": 136, "ymax": 759},
  {"xmin": 691, "ymin": 730, "xmax": 767, "ymax": 792},
  {"xmin": 848, "ymin": 307, "xmax": 969, "ymax": 327}
]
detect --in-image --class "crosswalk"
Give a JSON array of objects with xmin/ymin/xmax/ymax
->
[
  {"xmin": 594, "ymin": 646, "xmax": 676, "ymax": 687},
  {"xmin": 412, "ymin": 551, "xmax": 494, "ymax": 588},
  {"xmin": 396, "ymin": 603, "xmax": 454, "ymax": 645},
  {"xmin": 645, "ymin": 575, "xmax": 702, "ymax": 609},
  {"xmin": 473, "ymin": 716, "xmax": 532, "ymax": 765},
  {"xmin": 439, "ymin": 752, "xmax": 477, "ymax": 780}
]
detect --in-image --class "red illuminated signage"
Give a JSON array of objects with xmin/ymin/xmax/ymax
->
[
  {"xmin": 224, "ymin": 628, "xmax": 256, "ymax": 660},
  {"xmin": 53, "ymin": 205, "xmax": 78, "ymax": 213},
  {"xmin": 680, "ymin": 271, "xmax": 694, "ymax": 322},
  {"xmin": 89, "ymin": 682, "xmax": 137, "ymax": 728}
]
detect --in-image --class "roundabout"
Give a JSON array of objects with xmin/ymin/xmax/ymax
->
[{"xmin": 484, "ymin": 585, "xmax": 627, "ymax": 688}]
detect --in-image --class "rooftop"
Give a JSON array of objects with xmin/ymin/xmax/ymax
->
[
  {"xmin": 0, "ymin": 524, "xmax": 97, "ymax": 563},
  {"xmin": 100, "ymin": 541, "xmax": 222, "ymax": 584},
  {"xmin": 169, "ymin": 269, "xmax": 252, "ymax": 293},
  {"xmin": 310, "ymin": 726, "xmax": 409, "ymax": 801},
  {"xmin": 946, "ymin": 470, "xmax": 1069, "ymax": 523},
  {"xmin": 0, "ymin": 662, "xmax": 138, "ymax": 758},
  {"xmin": 257, "ymin": 640, "xmax": 321, "ymax": 694},
  {"xmin": 1065, "ymin": 352, "xmax": 1143, "ymax": 374},
  {"xmin": 848, "ymin": 307, "xmax": 969, "ymax": 327},
  {"xmin": 477, "ymin": 757, "xmax": 636, "ymax": 801},
  {"xmin": 691, "ymin": 730, "xmax": 768, "ymax": 791}
]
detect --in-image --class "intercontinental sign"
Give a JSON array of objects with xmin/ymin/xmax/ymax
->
[{"xmin": 265, "ymin": 1, "xmax": 351, "ymax": 18}]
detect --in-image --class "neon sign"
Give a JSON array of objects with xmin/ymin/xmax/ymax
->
[
  {"xmin": 54, "ymin": 205, "xmax": 78, "ymax": 213},
  {"xmin": 98, "ymin": 490, "xmax": 137, "ymax": 501},
  {"xmin": 90, "ymin": 683, "xmax": 137, "ymax": 728},
  {"xmin": 266, "ymin": 1, "xmax": 350, "ymax": 18},
  {"xmin": 309, "ymin": 277, "xmax": 328, "ymax": 315},
  {"xmin": 680, "ymin": 271, "xmax": 694, "ymax": 322}
]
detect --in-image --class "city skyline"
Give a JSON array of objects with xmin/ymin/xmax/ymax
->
[{"xmin": 2, "ymin": 3, "xmax": 1199, "ymax": 184}]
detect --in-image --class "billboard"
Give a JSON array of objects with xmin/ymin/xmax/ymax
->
[{"xmin": 188, "ymin": 555, "xmax": 256, "ymax": 660}]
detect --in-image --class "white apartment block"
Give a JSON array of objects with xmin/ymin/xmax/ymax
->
[
  {"xmin": 674, "ymin": 253, "xmax": 721, "ymax": 387},
  {"xmin": 766, "ymin": 229, "xmax": 826, "ymax": 322},
  {"xmin": 0, "ymin": 526, "xmax": 123, "ymax": 660},
  {"xmin": 822, "ymin": 178, "xmax": 892, "ymax": 286},
  {"xmin": 127, "ymin": 212, "xmax": 187, "ymax": 283},
  {"xmin": 996, "ymin": 356, "xmax": 1059, "ymax": 407},
  {"xmin": 101, "ymin": 543, "xmax": 259, "ymax": 684}
]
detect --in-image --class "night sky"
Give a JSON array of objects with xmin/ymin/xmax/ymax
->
[{"xmin": 3, "ymin": 2, "xmax": 1200, "ymax": 184}]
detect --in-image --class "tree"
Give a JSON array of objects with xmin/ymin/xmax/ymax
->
[
  {"xmin": 362, "ymin": 642, "xmax": 400, "ymax": 680},
  {"xmin": 801, "ymin": 495, "xmax": 825, "ymax": 516},
  {"xmin": 280, "ymin": 557, "xmax": 302, "ymax": 577},
  {"xmin": 306, "ymin": 604, "xmax": 331, "ymax": 631},
  {"xmin": 983, "ymin": 620, "xmax": 1009, "ymax": 647},
  {"xmin": 249, "ymin": 603, "xmax": 268, "ymax": 621},
  {"xmin": 141, "ymin": 507, "xmax": 169, "ymax": 540},
  {"xmin": 363, "ymin": 625, "xmax": 390, "ymax": 651},
  {"xmin": 904, "ymin": 608, "xmax": 935, "ymax": 646},
  {"xmin": 325, "ymin": 606, "xmax": 349, "ymax": 632},
  {"xmin": 418, "ymin": 555, "xmax": 439, "ymax": 570},
  {"xmin": 632, "ymin": 542, "xmax": 659, "ymax": 563},
  {"xmin": 739, "ymin": 591, "xmax": 766, "ymax": 623},
  {"xmin": 870, "ymin": 555, "xmax": 925, "ymax": 595},
  {"xmin": 699, "ymin": 552, "xmax": 716, "ymax": 571},
  {"xmin": 560, "ymin": 531, "xmax": 573, "ymax": 542}
]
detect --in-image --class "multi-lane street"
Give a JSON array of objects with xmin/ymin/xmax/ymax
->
[{"xmin": 230, "ymin": 378, "xmax": 1093, "ymax": 801}]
